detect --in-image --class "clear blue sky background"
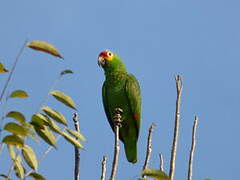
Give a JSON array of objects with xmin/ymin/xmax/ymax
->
[{"xmin": 0, "ymin": 0, "xmax": 239, "ymax": 179}]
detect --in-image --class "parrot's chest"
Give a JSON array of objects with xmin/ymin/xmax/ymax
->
[{"xmin": 105, "ymin": 78, "xmax": 130, "ymax": 115}]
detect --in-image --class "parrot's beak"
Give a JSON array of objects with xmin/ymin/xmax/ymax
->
[{"xmin": 98, "ymin": 56, "xmax": 106, "ymax": 67}]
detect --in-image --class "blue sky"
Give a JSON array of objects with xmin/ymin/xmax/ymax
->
[{"xmin": 0, "ymin": 0, "xmax": 240, "ymax": 179}]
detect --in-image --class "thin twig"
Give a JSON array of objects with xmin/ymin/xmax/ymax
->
[
  {"xmin": 0, "ymin": 96, "xmax": 9, "ymax": 143},
  {"xmin": 7, "ymin": 149, "xmax": 20, "ymax": 179},
  {"xmin": 169, "ymin": 75, "xmax": 183, "ymax": 180},
  {"xmin": 142, "ymin": 123, "xmax": 156, "ymax": 178},
  {"xmin": 110, "ymin": 108, "xmax": 123, "ymax": 180},
  {"xmin": 101, "ymin": 156, "xmax": 107, "ymax": 180},
  {"xmin": 159, "ymin": 153, "xmax": 164, "ymax": 172},
  {"xmin": 25, "ymin": 134, "xmax": 62, "ymax": 177},
  {"xmin": 0, "ymin": 39, "xmax": 27, "ymax": 103},
  {"xmin": 73, "ymin": 113, "xmax": 80, "ymax": 180},
  {"xmin": 0, "ymin": 40, "xmax": 27, "ymax": 138},
  {"xmin": 36, "ymin": 75, "xmax": 61, "ymax": 112},
  {"xmin": 187, "ymin": 116, "xmax": 199, "ymax": 180}
]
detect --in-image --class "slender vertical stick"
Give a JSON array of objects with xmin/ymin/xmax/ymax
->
[
  {"xmin": 159, "ymin": 153, "xmax": 164, "ymax": 172},
  {"xmin": 0, "ymin": 40, "xmax": 27, "ymax": 103},
  {"xmin": 142, "ymin": 123, "xmax": 156, "ymax": 178},
  {"xmin": 101, "ymin": 156, "xmax": 107, "ymax": 180},
  {"xmin": 187, "ymin": 116, "xmax": 199, "ymax": 180},
  {"xmin": 169, "ymin": 75, "xmax": 183, "ymax": 180},
  {"xmin": 110, "ymin": 108, "xmax": 123, "ymax": 180},
  {"xmin": 73, "ymin": 113, "xmax": 80, "ymax": 180}
]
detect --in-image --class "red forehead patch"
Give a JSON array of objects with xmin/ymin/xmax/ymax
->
[{"xmin": 99, "ymin": 51, "xmax": 108, "ymax": 58}]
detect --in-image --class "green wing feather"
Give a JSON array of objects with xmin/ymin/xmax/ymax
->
[
  {"xmin": 102, "ymin": 81, "xmax": 114, "ymax": 131},
  {"xmin": 125, "ymin": 74, "xmax": 141, "ymax": 138}
]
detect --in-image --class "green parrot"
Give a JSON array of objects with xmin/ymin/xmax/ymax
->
[{"xmin": 98, "ymin": 50, "xmax": 141, "ymax": 163}]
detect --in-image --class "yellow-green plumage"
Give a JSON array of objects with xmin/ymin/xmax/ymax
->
[{"xmin": 98, "ymin": 50, "xmax": 141, "ymax": 163}]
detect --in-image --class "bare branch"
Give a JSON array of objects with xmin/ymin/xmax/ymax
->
[
  {"xmin": 142, "ymin": 123, "xmax": 156, "ymax": 178},
  {"xmin": 159, "ymin": 153, "xmax": 164, "ymax": 172},
  {"xmin": 73, "ymin": 113, "xmax": 80, "ymax": 180},
  {"xmin": 169, "ymin": 75, "xmax": 183, "ymax": 180},
  {"xmin": 187, "ymin": 116, "xmax": 199, "ymax": 180},
  {"xmin": 101, "ymin": 156, "xmax": 107, "ymax": 180},
  {"xmin": 143, "ymin": 123, "xmax": 155, "ymax": 169},
  {"xmin": 110, "ymin": 108, "xmax": 123, "ymax": 180}
]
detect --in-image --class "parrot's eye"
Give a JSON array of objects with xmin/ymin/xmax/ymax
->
[{"xmin": 107, "ymin": 52, "xmax": 113, "ymax": 57}]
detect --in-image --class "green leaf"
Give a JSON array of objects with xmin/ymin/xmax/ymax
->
[
  {"xmin": 31, "ymin": 113, "xmax": 49, "ymax": 128},
  {"xmin": 41, "ymin": 106, "xmax": 67, "ymax": 126},
  {"xmin": 28, "ymin": 172, "xmax": 46, "ymax": 180},
  {"xmin": 45, "ymin": 118, "xmax": 62, "ymax": 135},
  {"xmin": 50, "ymin": 90, "xmax": 76, "ymax": 110},
  {"xmin": 0, "ymin": 174, "xmax": 9, "ymax": 179},
  {"xmin": 66, "ymin": 128, "xmax": 86, "ymax": 142},
  {"xmin": 26, "ymin": 40, "xmax": 63, "ymax": 59},
  {"xmin": 31, "ymin": 113, "xmax": 62, "ymax": 134},
  {"xmin": 22, "ymin": 145, "xmax": 38, "ymax": 170},
  {"xmin": 60, "ymin": 69, "xmax": 74, "ymax": 76},
  {"xmin": 62, "ymin": 131, "xmax": 84, "ymax": 149},
  {"xmin": 141, "ymin": 169, "xmax": 170, "ymax": 180},
  {"xmin": 34, "ymin": 126, "xmax": 56, "ymax": 148},
  {"xmin": 4, "ymin": 122, "xmax": 28, "ymax": 137},
  {"xmin": 138, "ymin": 178, "xmax": 154, "ymax": 180},
  {"xmin": 2, "ymin": 135, "xmax": 24, "ymax": 148},
  {"xmin": 6, "ymin": 111, "xmax": 25, "ymax": 123},
  {"xmin": 8, "ymin": 145, "xmax": 16, "ymax": 160},
  {"xmin": 14, "ymin": 160, "xmax": 25, "ymax": 179},
  {"xmin": 0, "ymin": 63, "xmax": 8, "ymax": 73},
  {"xmin": 21, "ymin": 122, "xmax": 38, "ymax": 142},
  {"xmin": 9, "ymin": 90, "xmax": 28, "ymax": 98}
]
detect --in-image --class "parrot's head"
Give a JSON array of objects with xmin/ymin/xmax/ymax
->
[{"xmin": 98, "ymin": 50, "xmax": 126, "ymax": 72}]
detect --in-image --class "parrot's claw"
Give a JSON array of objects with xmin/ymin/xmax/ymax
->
[{"xmin": 114, "ymin": 108, "xmax": 123, "ymax": 127}]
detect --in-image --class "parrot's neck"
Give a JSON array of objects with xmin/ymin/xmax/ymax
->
[
  {"xmin": 105, "ymin": 69, "xmax": 127, "ymax": 82},
  {"xmin": 104, "ymin": 63, "xmax": 127, "ymax": 77}
]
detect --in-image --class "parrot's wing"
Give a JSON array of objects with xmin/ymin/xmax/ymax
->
[
  {"xmin": 125, "ymin": 74, "xmax": 141, "ymax": 137},
  {"xmin": 102, "ymin": 81, "xmax": 114, "ymax": 131}
]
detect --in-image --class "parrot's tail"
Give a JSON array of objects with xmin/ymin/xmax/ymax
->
[{"xmin": 124, "ymin": 142, "xmax": 137, "ymax": 163}]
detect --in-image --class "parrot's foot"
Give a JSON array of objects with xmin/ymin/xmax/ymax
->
[{"xmin": 113, "ymin": 108, "xmax": 123, "ymax": 127}]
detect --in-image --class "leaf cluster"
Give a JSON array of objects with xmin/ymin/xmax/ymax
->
[{"xmin": 0, "ymin": 41, "xmax": 85, "ymax": 180}]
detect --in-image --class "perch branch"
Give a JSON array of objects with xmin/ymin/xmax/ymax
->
[
  {"xmin": 110, "ymin": 108, "xmax": 123, "ymax": 180},
  {"xmin": 169, "ymin": 75, "xmax": 183, "ymax": 180},
  {"xmin": 142, "ymin": 123, "xmax": 156, "ymax": 178},
  {"xmin": 187, "ymin": 116, "xmax": 199, "ymax": 180},
  {"xmin": 101, "ymin": 156, "xmax": 107, "ymax": 180},
  {"xmin": 159, "ymin": 153, "xmax": 164, "ymax": 172},
  {"xmin": 73, "ymin": 113, "xmax": 80, "ymax": 180}
]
